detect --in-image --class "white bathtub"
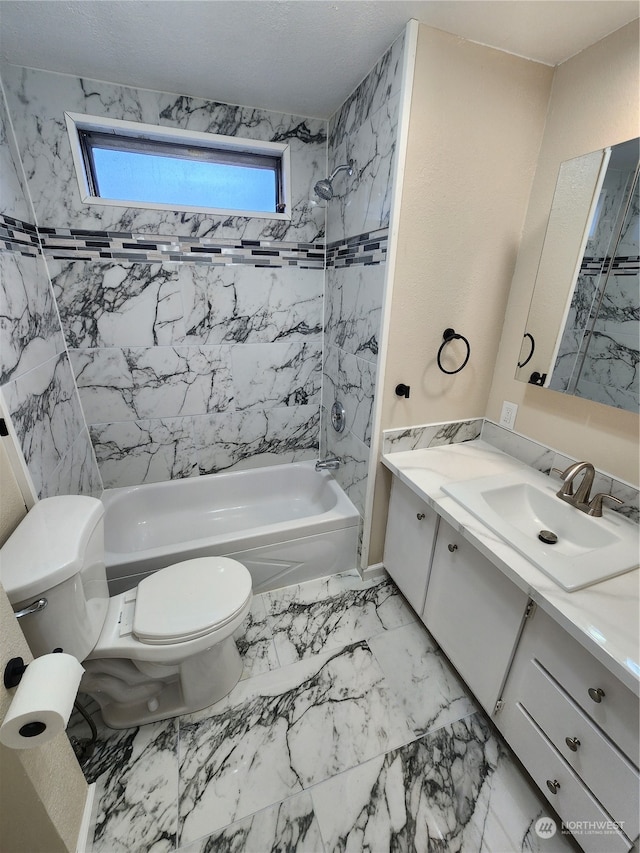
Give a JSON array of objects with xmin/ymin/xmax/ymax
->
[{"xmin": 101, "ymin": 461, "xmax": 360, "ymax": 595}]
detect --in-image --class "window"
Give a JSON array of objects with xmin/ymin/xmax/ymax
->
[{"xmin": 66, "ymin": 113, "xmax": 290, "ymax": 219}]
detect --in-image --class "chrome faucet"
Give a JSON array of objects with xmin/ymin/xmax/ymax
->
[{"xmin": 315, "ymin": 457, "xmax": 340, "ymax": 471}]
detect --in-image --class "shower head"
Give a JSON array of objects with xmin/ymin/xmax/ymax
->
[{"xmin": 314, "ymin": 160, "xmax": 354, "ymax": 200}]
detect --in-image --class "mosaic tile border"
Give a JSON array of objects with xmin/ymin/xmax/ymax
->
[
  {"xmin": 581, "ymin": 255, "xmax": 639, "ymax": 276},
  {"xmin": 1, "ymin": 214, "xmax": 40, "ymax": 256},
  {"xmin": 0, "ymin": 214, "xmax": 389, "ymax": 270},
  {"xmin": 326, "ymin": 227, "xmax": 388, "ymax": 268}
]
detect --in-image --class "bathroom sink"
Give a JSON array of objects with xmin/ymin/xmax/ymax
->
[{"xmin": 442, "ymin": 470, "xmax": 639, "ymax": 591}]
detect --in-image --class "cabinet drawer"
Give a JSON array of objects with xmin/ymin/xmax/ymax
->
[
  {"xmin": 507, "ymin": 702, "xmax": 633, "ymax": 853},
  {"xmin": 520, "ymin": 658, "xmax": 639, "ymax": 838},
  {"xmin": 525, "ymin": 608, "xmax": 638, "ymax": 762}
]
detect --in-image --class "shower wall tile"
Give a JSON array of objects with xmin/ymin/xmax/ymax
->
[
  {"xmin": 182, "ymin": 265, "xmax": 323, "ymax": 345},
  {"xmin": 50, "ymin": 260, "xmax": 187, "ymax": 348},
  {"xmin": 0, "ymin": 88, "xmax": 33, "ymax": 223},
  {"xmin": 325, "ymin": 263, "xmax": 384, "ymax": 361},
  {"xmin": 323, "ymin": 344, "xmax": 377, "ymax": 447},
  {"xmin": 42, "ymin": 426, "xmax": 102, "ymax": 498},
  {"xmin": 0, "ymin": 352, "xmax": 88, "ymax": 496},
  {"xmin": 90, "ymin": 417, "xmax": 198, "ymax": 489},
  {"xmin": 193, "ymin": 406, "xmax": 319, "ymax": 475},
  {"xmin": 2, "ymin": 65, "xmax": 326, "ymax": 242},
  {"xmin": 69, "ymin": 346, "xmax": 234, "ymax": 424},
  {"xmin": 231, "ymin": 342, "xmax": 322, "ymax": 412},
  {"xmin": 0, "ymin": 251, "xmax": 66, "ymax": 383}
]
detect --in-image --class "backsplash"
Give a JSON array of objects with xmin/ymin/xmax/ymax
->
[{"xmin": 383, "ymin": 418, "xmax": 639, "ymax": 523}]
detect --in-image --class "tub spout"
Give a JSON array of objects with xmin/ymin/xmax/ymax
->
[{"xmin": 315, "ymin": 457, "xmax": 341, "ymax": 471}]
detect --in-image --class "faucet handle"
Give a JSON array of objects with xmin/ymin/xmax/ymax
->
[{"xmin": 587, "ymin": 493, "xmax": 624, "ymax": 517}]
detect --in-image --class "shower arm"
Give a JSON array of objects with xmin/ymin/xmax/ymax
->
[{"xmin": 328, "ymin": 160, "xmax": 354, "ymax": 181}]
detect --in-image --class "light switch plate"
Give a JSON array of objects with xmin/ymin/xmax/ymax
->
[{"xmin": 499, "ymin": 401, "xmax": 518, "ymax": 430}]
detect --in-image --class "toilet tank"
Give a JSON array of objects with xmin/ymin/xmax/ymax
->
[{"xmin": 0, "ymin": 496, "xmax": 109, "ymax": 660}]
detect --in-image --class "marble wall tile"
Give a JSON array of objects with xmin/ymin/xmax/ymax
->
[
  {"xmin": 90, "ymin": 417, "xmax": 197, "ymax": 489},
  {"xmin": 480, "ymin": 421, "xmax": 556, "ymax": 473},
  {"xmin": 42, "ymin": 426, "xmax": 102, "ymax": 498},
  {"xmin": 2, "ymin": 65, "xmax": 326, "ymax": 242},
  {"xmin": 177, "ymin": 640, "xmax": 414, "ymax": 845},
  {"xmin": 69, "ymin": 346, "xmax": 234, "ymax": 423},
  {"xmin": 50, "ymin": 260, "xmax": 187, "ymax": 348},
  {"xmin": 231, "ymin": 341, "xmax": 321, "ymax": 411},
  {"xmin": 323, "ymin": 344, "xmax": 377, "ymax": 446},
  {"xmin": 383, "ymin": 418, "xmax": 483, "ymax": 454},
  {"xmin": 0, "ymin": 87, "xmax": 33, "ymax": 222},
  {"xmin": 325, "ymin": 263, "xmax": 383, "ymax": 361},
  {"xmin": 182, "ymin": 264, "xmax": 323, "ymax": 345},
  {"xmin": 327, "ymin": 93, "xmax": 400, "ymax": 244},
  {"xmin": 1, "ymin": 352, "xmax": 87, "ymax": 497},
  {"xmin": 193, "ymin": 406, "xmax": 319, "ymax": 475},
  {"xmin": 322, "ymin": 410, "xmax": 369, "ymax": 517},
  {"xmin": 0, "ymin": 251, "xmax": 66, "ymax": 383}
]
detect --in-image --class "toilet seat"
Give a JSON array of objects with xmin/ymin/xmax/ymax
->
[{"xmin": 133, "ymin": 557, "xmax": 253, "ymax": 645}]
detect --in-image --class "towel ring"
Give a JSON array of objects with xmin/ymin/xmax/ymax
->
[
  {"xmin": 437, "ymin": 328, "xmax": 471, "ymax": 375},
  {"xmin": 518, "ymin": 332, "xmax": 535, "ymax": 369}
]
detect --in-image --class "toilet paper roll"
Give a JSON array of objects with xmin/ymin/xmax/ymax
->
[{"xmin": 0, "ymin": 653, "xmax": 84, "ymax": 749}]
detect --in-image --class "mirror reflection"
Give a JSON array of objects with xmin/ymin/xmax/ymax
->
[{"xmin": 515, "ymin": 137, "xmax": 639, "ymax": 414}]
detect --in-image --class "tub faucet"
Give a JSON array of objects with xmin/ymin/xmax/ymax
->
[
  {"xmin": 315, "ymin": 457, "xmax": 340, "ymax": 471},
  {"xmin": 553, "ymin": 461, "xmax": 595, "ymax": 513}
]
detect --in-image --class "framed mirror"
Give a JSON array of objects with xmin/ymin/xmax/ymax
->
[{"xmin": 515, "ymin": 137, "xmax": 639, "ymax": 414}]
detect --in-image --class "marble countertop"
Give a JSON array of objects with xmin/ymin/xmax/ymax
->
[{"xmin": 382, "ymin": 439, "xmax": 640, "ymax": 694}]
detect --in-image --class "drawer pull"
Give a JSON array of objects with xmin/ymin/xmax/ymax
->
[
  {"xmin": 448, "ymin": 543, "xmax": 458, "ymax": 552},
  {"xmin": 416, "ymin": 513, "xmax": 426, "ymax": 520},
  {"xmin": 588, "ymin": 687, "xmax": 605, "ymax": 703},
  {"xmin": 565, "ymin": 737, "xmax": 581, "ymax": 752},
  {"xmin": 546, "ymin": 779, "xmax": 561, "ymax": 795}
]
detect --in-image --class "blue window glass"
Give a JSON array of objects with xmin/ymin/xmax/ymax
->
[{"xmin": 80, "ymin": 130, "xmax": 283, "ymax": 214}]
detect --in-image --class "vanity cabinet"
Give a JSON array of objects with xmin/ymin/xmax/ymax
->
[
  {"xmin": 498, "ymin": 606, "xmax": 639, "ymax": 852},
  {"xmin": 383, "ymin": 477, "xmax": 439, "ymax": 615},
  {"xmin": 421, "ymin": 518, "xmax": 529, "ymax": 714}
]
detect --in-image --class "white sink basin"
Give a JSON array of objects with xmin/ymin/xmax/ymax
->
[{"xmin": 443, "ymin": 469, "xmax": 639, "ymax": 590}]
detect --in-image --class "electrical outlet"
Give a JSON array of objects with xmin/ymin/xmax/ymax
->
[{"xmin": 499, "ymin": 401, "xmax": 518, "ymax": 430}]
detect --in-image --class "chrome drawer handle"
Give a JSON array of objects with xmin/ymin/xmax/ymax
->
[
  {"xmin": 416, "ymin": 513, "xmax": 425, "ymax": 520},
  {"xmin": 565, "ymin": 737, "xmax": 580, "ymax": 752},
  {"xmin": 448, "ymin": 543, "xmax": 458, "ymax": 553},
  {"xmin": 546, "ymin": 779, "xmax": 561, "ymax": 795},
  {"xmin": 588, "ymin": 687, "xmax": 605, "ymax": 703}
]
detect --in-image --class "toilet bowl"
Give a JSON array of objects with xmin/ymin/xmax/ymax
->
[{"xmin": 0, "ymin": 496, "xmax": 253, "ymax": 728}]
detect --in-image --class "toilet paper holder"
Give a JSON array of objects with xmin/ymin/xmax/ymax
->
[{"xmin": 4, "ymin": 657, "xmax": 28, "ymax": 689}]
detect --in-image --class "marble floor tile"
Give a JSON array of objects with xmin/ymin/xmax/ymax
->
[
  {"xmin": 368, "ymin": 621, "xmax": 477, "ymax": 737},
  {"xmin": 233, "ymin": 593, "xmax": 280, "ymax": 680},
  {"xmin": 82, "ymin": 718, "xmax": 179, "ymax": 853},
  {"xmin": 310, "ymin": 713, "xmax": 577, "ymax": 853},
  {"xmin": 177, "ymin": 640, "xmax": 414, "ymax": 846},
  {"xmin": 176, "ymin": 791, "xmax": 325, "ymax": 853},
  {"xmin": 264, "ymin": 570, "xmax": 417, "ymax": 666}
]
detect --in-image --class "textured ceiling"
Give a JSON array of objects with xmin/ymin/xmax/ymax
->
[{"xmin": 0, "ymin": 1, "xmax": 638, "ymax": 118}]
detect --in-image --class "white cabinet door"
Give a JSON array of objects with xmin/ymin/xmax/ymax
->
[
  {"xmin": 422, "ymin": 518, "xmax": 529, "ymax": 714},
  {"xmin": 383, "ymin": 477, "xmax": 439, "ymax": 615}
]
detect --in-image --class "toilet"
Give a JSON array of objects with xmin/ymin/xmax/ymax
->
[{"xmin": 0, "ymin": 496, "xmax": 252, "ymax": 728}]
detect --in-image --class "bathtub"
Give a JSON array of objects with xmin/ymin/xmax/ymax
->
[{"xmin": 101, "ymin": 461, "xmax": 360, "ymax": 595}]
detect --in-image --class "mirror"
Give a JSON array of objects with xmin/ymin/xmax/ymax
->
[{"xmin": 515, "ymin": 137, "xmax": 639, "ymax": 414}]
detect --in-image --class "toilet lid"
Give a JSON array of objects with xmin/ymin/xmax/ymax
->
[{"xmin": 133, "ymin": 557, "xmax": 252, "ymax": 645}]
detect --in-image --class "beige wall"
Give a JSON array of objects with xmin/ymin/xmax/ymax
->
[
  {"xmin": 368, "ymin": 24, "xmax": 554, "ymax": 564},
  {"xmin": 0, "ymin": 586, "xmax": 88, "ymax": 851},
  {"xmin": 487, "ymin": 20, "xmax": 640, "ymax": 484}
]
